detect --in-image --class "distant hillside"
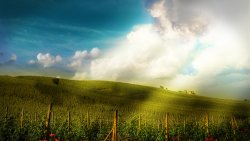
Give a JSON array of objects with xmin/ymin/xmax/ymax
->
[{"xmin": 0, "ymin": 75, "xmax": 249, "ymax": 119}]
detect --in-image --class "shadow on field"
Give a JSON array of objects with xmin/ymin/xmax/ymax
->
[
  {"xmin": 230, "ymin": 101, "xmax": 250, "ymax": 120},
  {"xmin": 167, "ymin": 95, "xmax": 217, "ymax": 114},
  {"xmin": 33, "ymin": 77, "xmax": 155, "ymax": 114},
  {"xmin": 34, "ymin": 80, "xmax": 69, "ymax": 106},
  {"xmin": 229, "ymin": 101, "xmax": 250, "ymax": 139}
]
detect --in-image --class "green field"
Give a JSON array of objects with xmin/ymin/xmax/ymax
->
[{"xmin": 0, "ymin": 76, "xmax": 249, "ymax": 140}]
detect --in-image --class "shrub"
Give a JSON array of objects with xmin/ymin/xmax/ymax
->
[{"xmin": 52, "ymin": 78, "xmax": 60, "ymax": 85}]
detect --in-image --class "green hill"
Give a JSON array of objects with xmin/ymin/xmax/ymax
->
[
  {"xmin": 0, "ymin": 75, "xmax": 249, "ymax": 120},
  {"xmin": 0, "ymin": 75, "xmax": 249, "ymax": 140}
]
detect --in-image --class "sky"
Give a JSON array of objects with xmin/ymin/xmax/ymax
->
[{"xmin": 0, "ymin": 0, "xmax": 250, "ymax": 99}]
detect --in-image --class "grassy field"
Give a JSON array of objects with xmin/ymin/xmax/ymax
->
[
  {"xmin": 0, "ymin": 75, "xmax": 249, "ymax": 140},
  {"xmin": 0, "ymin": 75, "xmax": 249, "ymax": 116}
]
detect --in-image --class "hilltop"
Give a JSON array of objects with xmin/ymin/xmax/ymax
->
[{"xmin": 0, "ymin": 75, "xmax": 249, "ymax": 119}]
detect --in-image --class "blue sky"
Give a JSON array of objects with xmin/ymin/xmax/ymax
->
[
  {"xmin": 0, "ymin": 0, "xmax": 250, "ymax": 99},
  {"xmin": 0, "ymin": 0, "xmax": 152, "ymax": 65}
]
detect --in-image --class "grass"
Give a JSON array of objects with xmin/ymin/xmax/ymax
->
[
  {"xmin": 0, "ymin": 75, "xmax": 249, "ymax": 119},
  {"xmin": 0, "ymin": 75, "xmax": 249, "ymax": 140}
]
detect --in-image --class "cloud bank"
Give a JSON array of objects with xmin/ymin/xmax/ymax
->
[
  {"xmin": 68, "ymin": 48, "xmax": 101, "ymax": 70},
  {"xmin": 73, "ymin": 0, "xmax": 250, "ymax": 98},
  {"xmin": 28, "ymin": 53, "xmax": 62, "ymax": 68}
]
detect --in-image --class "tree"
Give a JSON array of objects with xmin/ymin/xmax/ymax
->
[{"xmin": 52, "ymin": 78, "xmax": 60, "ymax": 85}]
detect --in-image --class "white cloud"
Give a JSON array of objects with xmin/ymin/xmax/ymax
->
[
  {"xmin": 72, "ymin": 50, "xmax": 88, "ymax": 60},
  {"xmin": 90, "ymin": 48, "xmax": 101, "ymax": 58},
  {"xmin": 36, "ymin": 53, "xmax": 62, "ymax": 68},
  {"xmin": 68, "ymin": 48, "xmax": 101, "ymax": 70},
  {"xmin": 73, "ymin": 24, "xmax": 196, "ymax": 82},
  {"xmin": 72, "ymin": 0, "xmax": 250, "ymax": 98}
]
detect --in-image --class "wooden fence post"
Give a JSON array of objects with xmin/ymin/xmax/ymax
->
[
  {"xmin": 158, "ymin": 119, "xmax": 160, "ymax": 130},
  {"xmin": 5, "ymin": 107, "xmax": 8, "ymax": 119},
  {"xmin": 184, "ymin": 115, "xmax": 186, "ymax": 135},
  {"xmin": 80, "ymin": 113, "xmax": 83, "ymax": 123},
  {"xmin": 205, "ymin": 113, "xmax": 209, "ymax": 134},
  {"xmin": 177, "ymin": 130, "xmax": 180, "ymax": 141},
  {"xmin": 51, "ymin": 111, "xmax": 54, "ymax": 125},
  {"xmin": 35, "ymin": 112, "xmax": 37, "ymax": 122},
  {"xmin": 112, "ymin": 110, "xmax": 118, "ymax": 141},
  {"xmin": 139, "ymin": 114, "xmax": 141, "ymax": 130},
  {"xmin": 165, "ymin": 113, "xmax": 169, "ymax": 141},
  {"xmin": 99, "ymin": 119, "xmax": 102, "ymax": 130},
  {"xmin": 20, "ymin": 108, "xmax": 24, "ymax": 128},
  {"xmin": 68, "ymin": 111, "xmax": 71, "ymax": 132},
  {"xmin": 87, "ymin": 110, "xmax": 90, "ymax": 128},
  {"xmin": 211, "ymin": 115, "xmax": 214, "ymax": 125},
  {"xmin": 231, "ymin": 116, "xmax": 238, "ymax": 141},
  {"xmin": 137, "ymin": 114, "xmax": 141, "ymax": 135},
  {"xmin": 45, "ymin": 103, "xmax": 52, "ymax": 140}
]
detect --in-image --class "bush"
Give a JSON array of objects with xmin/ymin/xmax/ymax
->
[{"xmin": 52, "ymin": 78, "xmax": 60, "ymax": 85}]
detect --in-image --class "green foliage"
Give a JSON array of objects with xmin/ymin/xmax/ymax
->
[
  {"xmin": 138, "ymin": 126, "xmax": 159, "ymax": 141},
  {"xmin": 0, "ymin": 116, "xmax": 16, "ymax": 141},
  {"xmin": 0, "ymin": 76, "xmax": 249, "ymax": 140},
  {"xmin": 0, "ymin": 114, "xmax": 249, "ymax": 140},
  {"xmin": 52, "ymin": 78, "xmax": 60, "ymax": 85}
]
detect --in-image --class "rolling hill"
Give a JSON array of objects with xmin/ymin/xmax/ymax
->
[
  {"xmin": 0, "ymin": 75, "xmax": 249, "ymax": 119},
  {"xmin": 0, "ymin": 75, "xmax": 249, "ymax": 140}
]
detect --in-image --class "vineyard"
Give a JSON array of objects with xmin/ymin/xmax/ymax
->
[
  {"xmin": 1, "ymin": 106, "xmax": 249, "ymax": 141},
  {"xmin": 0, "ymin": 76, "xmax": 249, "ymax": 140}
]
